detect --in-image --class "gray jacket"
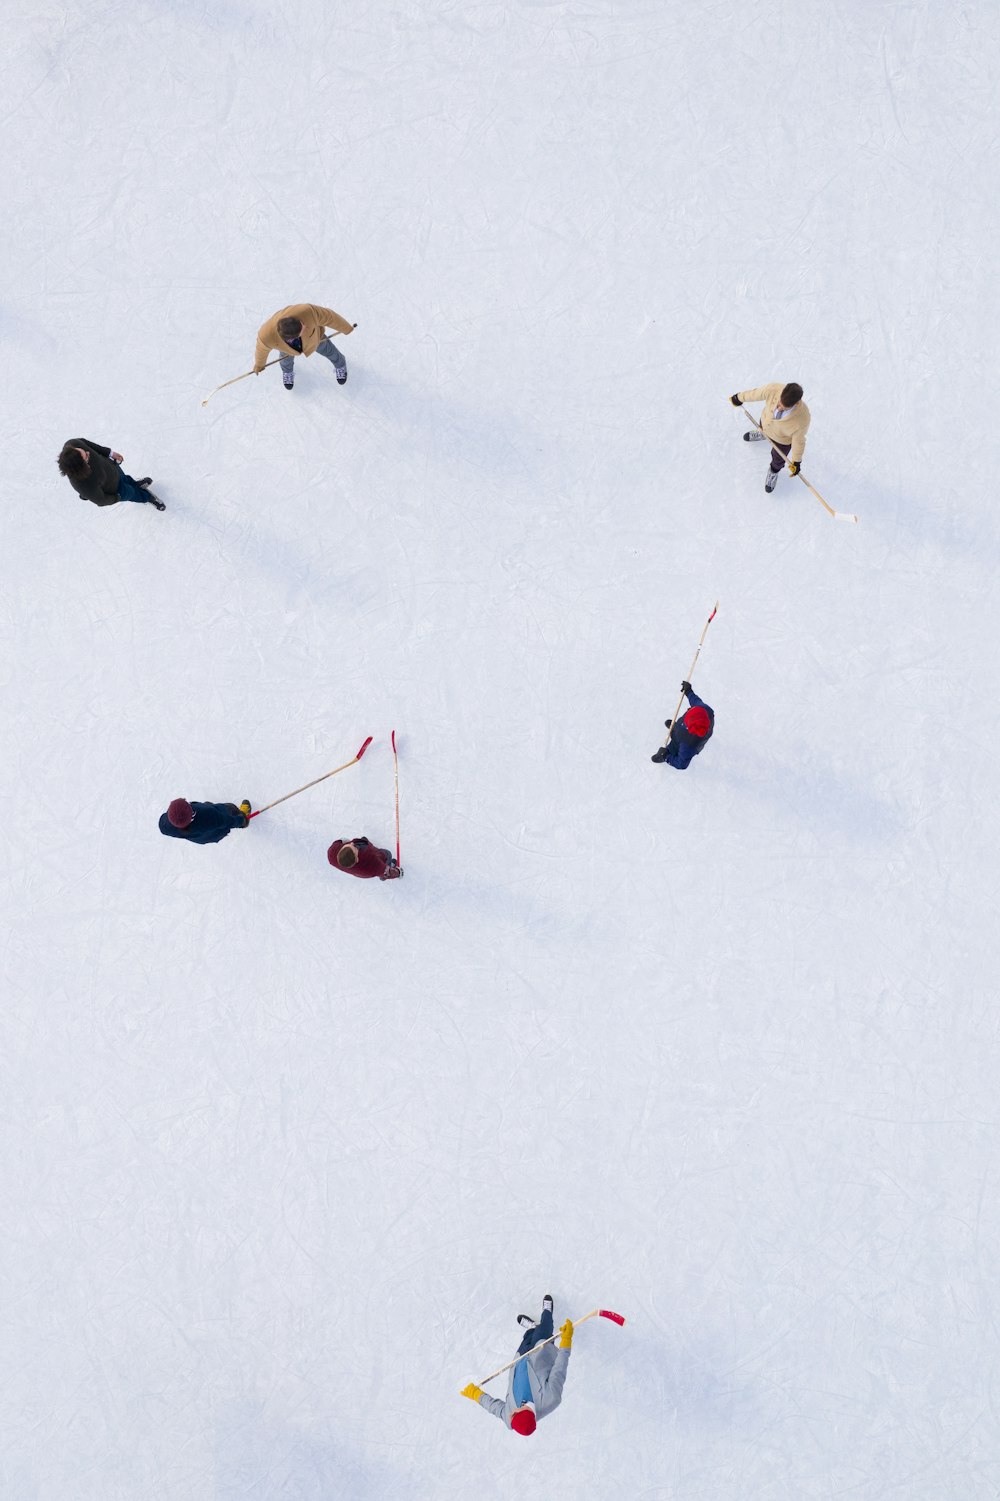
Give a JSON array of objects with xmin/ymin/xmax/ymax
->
[{"xmin": 477, "ymin": 1342, "xmax": 570, "ymax": 1428}]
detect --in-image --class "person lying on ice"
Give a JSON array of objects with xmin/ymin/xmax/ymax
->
[
  {"xmin": 461, "ymin": 1295, "xmax": 572, "ymax": 1436},
  {"xmin": 651, "ymin": 681, "xmax": 715, "ymax": 767},
  {"xmin": 158, "ymin": 798, "xmax": 251, "ymax": 843},
  {"xmin": 327, "ymin": 837, "xmax": 402, "ymax": 880}
]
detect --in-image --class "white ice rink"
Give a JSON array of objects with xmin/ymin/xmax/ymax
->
[{"xmin": 2, "ymin": 2, "xmax": 999, "ymax": 1496}]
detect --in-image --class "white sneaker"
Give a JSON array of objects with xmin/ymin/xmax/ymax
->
[
  {"xmin": 517, "ymin": 1314, "xmax": 537, "ymax": 1330},
  {"xmin": 542, "ymin": 1294, "xmax": 554, "ymax": 1314}
]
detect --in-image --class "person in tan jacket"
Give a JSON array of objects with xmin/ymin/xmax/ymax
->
[
  {"xmin": 730, "ymin": 382, "xmax": 810, "ymax": 492},
  {"xmin": 254, "ymin": 302, "xmax": 356, "ymax": 391}
]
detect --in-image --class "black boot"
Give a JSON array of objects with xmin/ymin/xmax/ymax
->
[
  {"xmin": 148, "ymin": 494, "xmax": 166, "ymax": 511},
  {"xmin": 137, "ymin": 477, "xmax": 153, "ymax": 487},
  {"xmin": 651, "ymin": 747, "xmax": 667, "ymax": 763}
]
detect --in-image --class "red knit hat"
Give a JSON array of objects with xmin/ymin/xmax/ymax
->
[
  {"xmin": 167, "ymin": 798, "xmax": 194, "ymax": 828},
  {"xmin": 684, "ymin": 706, "xmax": 711, "ymax": 738},
  {"xmin": 510, "ymin": 1406, "xmax": 537, "ymax": 1436}
]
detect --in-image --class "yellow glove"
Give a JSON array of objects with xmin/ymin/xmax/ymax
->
[
  {"xmin": 461, "ymin": 1383, "xmax": 484, "ymax": 1401},
  {"xmin": 559, "ymin": 1319, "xmax": 573, "ymax": 1349},
  {"xmin": 787, "ymin": 461, "xmax": 801, "ymax": 477}
]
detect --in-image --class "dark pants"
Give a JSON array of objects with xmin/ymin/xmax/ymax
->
[
  {"xmin": 517, "ymin": 1306, "xmax": 554, "ymax": 1356},
  {"xmin": 770, "ymin": 440, "xmax": 792, "ymax": 474},
  {"xmin": 116, "ymin": 468, "xmax": 153, "ymax": 504}
]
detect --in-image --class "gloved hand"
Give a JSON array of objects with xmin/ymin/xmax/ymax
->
[
  {"xmin": 559, "ymin": 1319, "xmax": 573, "ymax": 1349},
  {"xmin": 681, "ymin": 680, "xmax": 692, "ymax": 696},
  {"xmin": 461, "ymin": 1383, "xmax": 484, "ymax": 1401},
  {"xmin": 787, "ymin": 461, "xmax": 801, "ymax": 477},
  {"xmin": 730, "ymin": 394, "xmax": 743, "ymax": 406}
]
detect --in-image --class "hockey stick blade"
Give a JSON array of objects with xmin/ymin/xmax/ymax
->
[
  {"xmin": 355, "ymin": 736, "xmax": 373, "ymax": 759},
  {"xmin": 599, "ymin": 1309, "xmax": 626, "ymax": 1325}
]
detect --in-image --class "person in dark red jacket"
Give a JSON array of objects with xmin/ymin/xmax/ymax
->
[
  {"xmin": 651, "ymin": 682, "xmax": 715, "ymax": 768},
  {"xmin": 327, "ymin": 837, "xmax": 402, "ymax": 880}
]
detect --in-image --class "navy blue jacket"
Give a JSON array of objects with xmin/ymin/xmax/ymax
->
[
  {"xmin": 665, "ymin": 688, "xmax": 715, "ymax": 770},
  {"xmin": 158, "ymin": 802, "xmax": 247, "ymax": 844}
]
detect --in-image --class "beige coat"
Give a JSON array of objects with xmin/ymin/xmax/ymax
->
[
  {"xmin": 254, "ymin": 303, "xmax": 354, "ymax": 372},
  {"xmin": 737, "ymin": 383, "xmax": 811, "ymax": 463}
]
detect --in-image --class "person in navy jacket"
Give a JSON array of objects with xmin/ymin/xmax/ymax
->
[
  {"xmin": 651, "ymin": 682, "xmax": 715, "ymax": 768},
  {"xmin": 158, "ymin": 798, "xmax": 251, "ymax": 844}
]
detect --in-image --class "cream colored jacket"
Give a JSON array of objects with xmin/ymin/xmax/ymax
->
[{"xmin": 738, "ymin": 383, "xmax": 811, "ymax": 462}]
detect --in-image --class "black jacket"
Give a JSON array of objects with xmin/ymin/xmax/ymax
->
[
  {"xmin": 66, "ymin": 439, "xmax": 121, "ymax": 506},
  {"xmin": 158, "ymin": 802, "xmax": 248, "ymax": 845}
]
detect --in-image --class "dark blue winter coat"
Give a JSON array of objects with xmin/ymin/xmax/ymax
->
[
  {"xmin": 664, "ymin": 688, "xmax": 715, "ymax": 770},
  {"xmin": 158, "ymin": 802, "xmax": 247, "ymax": 844}
]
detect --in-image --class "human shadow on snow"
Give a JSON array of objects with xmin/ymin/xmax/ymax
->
[
  {"xmin": 708, "ymin": 745, "xmax": 902, "ymax": 842},
  {"xmin": 214, "ymin": 1401, "xmax": 405, "ymax": 1501},
  {"xmin": 347, "ymin": 368, "xmax": 559, "ymax": 484}
]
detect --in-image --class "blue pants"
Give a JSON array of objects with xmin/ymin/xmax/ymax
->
[
  {"xmin": 279, "ymin": 337, "xmax": 345, "ymax": 377},
  {"xmin": 116, "ymin": 469, "xmax": 153, "ymax": 505},
  {"xmin": 516, "ymin": 1306, "xmax": 554, "ymax": 1356}
]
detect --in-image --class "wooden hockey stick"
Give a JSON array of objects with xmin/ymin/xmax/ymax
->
[
  {"xmin": 739, "ymin": 406, "xmax": 859, "ymax": 523},
  {"xmin": 201, "ymin": 324, "xmax": 358, "ymax": 406},
  {"xmin": 659, "ymin": 602, "xmax": 718, "ymax": 751},
  {"xmin": 477, "ymin": 1308, "xmax": 626, "ymax": 1386},
  {"xmin": 248, "ymin": 737, "xmax": 373, "ymax": 818}
]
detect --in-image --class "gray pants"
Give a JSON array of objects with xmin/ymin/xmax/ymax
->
[{"xmin": 280, "ymin": 337, "xmax": 345, "ymax": 378}]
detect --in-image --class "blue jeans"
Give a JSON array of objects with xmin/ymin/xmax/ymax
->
[
  {"xmin": 279, "ymin": 337, "xmax": 345, "ymax": 378},
  {"xmin": 516, "ymin": 1306, "xmax": 554, "ymax": 1356},
  {"xmin": 116, "ymin": 469, "xmax": 153, "ymax": 504}
]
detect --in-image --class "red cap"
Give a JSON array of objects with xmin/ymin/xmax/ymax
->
[
  {"xmin": 684, "ymin": 706, "xmax": 711, "ymax": 738},
  {"xmin": 167, "ymin": 798, "xmax": 194, "ymax": 828},
  {"xmin": 511, "ymin": 1407, "xmax": 537, "ymax": 1436}
]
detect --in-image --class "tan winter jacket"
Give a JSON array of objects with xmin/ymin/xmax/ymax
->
[
  {"xmin": 254, "ymin": 303, "xmax": 354, "ymax": 372},
  {"xmin": 737, "ymin": 383, "xmax": 811, "ymax": 463}
]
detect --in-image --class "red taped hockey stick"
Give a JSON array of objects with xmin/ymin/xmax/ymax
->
[
  {"xmin": 249, "ymin": 737, "xmax": 372, "ymax": 818},
  {"xmin": 391, "ymin": 730, "xmax": 400, "ymax": 863},
  {"xmin": 478, "ymin": 1308, "xmax": 626, "ymax": 1386}
]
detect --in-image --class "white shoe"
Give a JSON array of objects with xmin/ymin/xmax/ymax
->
[
  {"xmin": 743, "ymin": 429, "xmax": 766, "ymax": 442},
  {"xmin": 542, "ymin": 1294, "xmax": 554, "ymax": 1314},
  {"xmin": 765, "ymin": 469, "xmax": 779, "ymax": 492},
  {"xmin": 517, "ymin": 1314, "xmax": 537, "ymax": 1330}
]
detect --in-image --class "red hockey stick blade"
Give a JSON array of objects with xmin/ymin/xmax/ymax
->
[
  {"xmin": 599, "ymin": 1309, "xmax": 626, "ymax": 1325},
  {"xmin": 391, "ymin": 730, "xmax": 397, "ymax": 753},
  {"xmin": 355, "ymin": 736, "xmax": 373, "ymax": 760}
]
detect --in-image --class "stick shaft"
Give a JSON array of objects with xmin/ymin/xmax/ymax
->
[
  {"xmin": 479, "ymin": 1311, "xmax": 601, "ymax": 1386},
  {"xmin": 249, "ymin": 737, "xmax": 373, "ymax": 817},
  {"xmin": 740, "ymin": 408, "xmax": 857, "ymax": 522},
  {"xmin": 661, "ymin": 602, "xmax": 718, "ymax": 749},
  {"xmin": 391, "ymin": 731, "xmax": 400, "ymax": 863},
  {"xmin": 201, "ymin": 327, "xmax": 355, "ymax": 406}
]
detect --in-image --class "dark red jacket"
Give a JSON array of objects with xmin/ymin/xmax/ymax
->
[{"xmin": 327, "ymin": 837, "xmax": 392, "ymax": 879}]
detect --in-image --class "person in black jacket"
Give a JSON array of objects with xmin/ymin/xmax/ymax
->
[
  {"xmin": 158, "ymin": 798, "xmax": 252, "ymax": 844},
  {"xmin": 57, "ymin": 440, "xmax": 165, "ymax": 510},
  {"xmin": 651, "ymin": 682, "xmax": 715, "ymax": 768}
]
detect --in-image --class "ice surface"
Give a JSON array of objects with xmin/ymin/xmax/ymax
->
[{"xmin": 2, "ymin": 2, "xmax": 999, "ymax": 1497}]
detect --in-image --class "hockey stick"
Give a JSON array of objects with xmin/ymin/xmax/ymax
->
[
  {"xmin": 201, "ymin": 324, "xmax": 358, "ymax": 406},
  {"xmin": 739, "ymin": 407, "xmax": 858, "ymax": 523},
  {"xmin": 248, "ymin": 737, "xmax": 373, "ymax": 818},
  {"xmin": 659, "ymin": 603, "xmax": 718, "ymax": 751},
  {"xmin": 391, "ymin": 730, "xmax": 400, "ymax": 864},
  {"xmin": 477, "ymin": 1309, "xmax": 626, "ymax": 1386}
]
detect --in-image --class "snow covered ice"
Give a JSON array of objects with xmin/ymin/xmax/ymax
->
[{"xmin": 3, "ymin": 2, "xmax": 999, "ymax": 1497}]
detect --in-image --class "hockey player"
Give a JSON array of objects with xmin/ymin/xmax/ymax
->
[
  {"xmin": 253, "ymin": 302, "xmax": 355, "ymax": 391},
  {"xmin": 327, "ymin": 838, "xmax": 402, "ymax": 881},
  {"xmin": 651, "ymin": 682, "xmax": 714, "ymax": 768},
  {"xmin": 159, "ymin": 799, "xmax": 252, "ymax": 844},
  {"xmin": 730, "ymin": 382, "xmax": 810, "ymax": 492},
  {"xmin": 461, "ymin": 1295, "xmax": 573, "ymax": 1437},
  {"xmin": 57, "ymin": 440, "xmax": 166, "ymax": 510}
]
